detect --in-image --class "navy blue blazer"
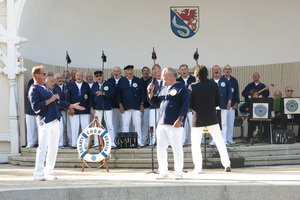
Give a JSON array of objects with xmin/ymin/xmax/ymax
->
[
  {"xmin": 90, "ymin": 81, "xmax": 114, "ymax": 110},
  {"xmin": 242, "ymin": 82, "xmax": 269, "ymax": 100},
  {"xmin": 117, "ymin": 76, "xmax": 145, "ymax": 111},
  {"xmin": 25, "ymin": 79, "xmax": 36, "ymax": 115},
  {"xmin": 107, "ymin": 76, "xmax": 123, "ymax": 109},
  {"xmin": 150, "ymin": 82, "xmax": 189, "ymax": 126},
  {"xmin": 66, "ymin": 81, "xmax": 90, "ymax": 114},
  {"xmin": 176, "ymin": 75, "xmax": 196, "ymax": 87},
  {"xmin": 53, "ymin": 84, "xmax": 68, "ymax": 111},
  {"xmin": 210, "ymin": 76, "xmax": 232, "ymax": 109},
  {"xmin": 28, "ymin": 85, "xmax": 70, "ymax": 126},
  {"xmin": 224, "ymin": 76, "xmax": 240, "ymax": 106},
  {"xmin": 140, "ymin": 77, "xmax": 151, "ymax": 109}
]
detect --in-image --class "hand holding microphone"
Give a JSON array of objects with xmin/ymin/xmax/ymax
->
[{"xmin": 147, "ymin": 77, "xmax": 156, "ymax": 94}]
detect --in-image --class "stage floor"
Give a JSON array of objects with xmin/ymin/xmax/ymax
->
[{"xmin": 1, "ymin": 163, "xmax": 300, "ymax": 188}]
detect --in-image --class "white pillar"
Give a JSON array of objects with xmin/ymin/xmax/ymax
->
[{"xmin": 0, "ymin": 0, "xmax": 27, "ymax": 161}]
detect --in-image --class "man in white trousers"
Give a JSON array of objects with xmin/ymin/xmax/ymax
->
[
  {"xmin": 148, "ymin": 64, "xmax": 162, "ymax": 146},
  {"xmin": 28, "ymin": 65, "xmax": 84, "ymax": 181},
  {"xmin": 209, "ymin": 65, "xmax": 232, "ymax": 145},
  {"xmin": 189, "ymin": 65, "xmax": 231, "ymax": 174},
  {"xmin": 66, "ymin": 71, "xmax": 91, "ymax": 149},
  {"xmin": 117, "ymin": 65, "xmax": 145, "ymax": 147},
  {"xmin": 107, "ymin": 66, "xmax": 123, "ymax": 137},
  {"xmin": 90, "ymin": 71, "xmax": 116, "ymax": 147},
  {"xmin": 148, "ymin": 67, "xmax": 189, "ymax": 180},
  {"xmin": 223, "ymin": 65, "xmax": 240, "ymax": 144},
  {"xmin": 176, "ymin": 64, "xmax": 196, "ymax": 146}
]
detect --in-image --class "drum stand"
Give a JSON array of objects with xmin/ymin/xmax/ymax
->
[{"xmin": 81, "ymin": 116, "xmax": 110, "ymax": 172}]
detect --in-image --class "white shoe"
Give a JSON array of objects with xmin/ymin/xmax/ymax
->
[
  {"xmin": 26, "ymin": 145, "xmax": 34, "ymax": 149},
  {"xmin": 45, "ymin": 173, "xmax": 57, "ymax": 180},
  {"xmin": 34, "ymin": 175, "xmax": 45, "ymax": 181},
  {"xmin": 157, "ymin": 172, "xmax": 168, "ymax": 179},
  {"xmin": 92, "ymin": 144, "xmax": 99, "ymax": 148},
  {"xmin": 174, "ymin": 173, "xmax": 183, "ymax": 180},
  {"xmin": 192, "ymin": 169, "xmax": 202, "ymax": 174}
]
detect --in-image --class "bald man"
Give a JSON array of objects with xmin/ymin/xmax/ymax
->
[
  {"xmin": 242, "ymin": 72, "xmax": 269, "ymax": 101},
  {"xmin": 66, "ymin": 71, "xmax": 91, "ymax": 148},
  {"xmin": 273, "ymin": 90, "xmax": 282, "ymax": 99}
]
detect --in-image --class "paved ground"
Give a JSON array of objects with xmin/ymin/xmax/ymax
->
[{"xmin": 1, "ymin": 163, "xmax": 300, "ymax": 190}]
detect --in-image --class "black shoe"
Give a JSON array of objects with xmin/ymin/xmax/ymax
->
[
  {"xmin": 224, "ymin": 167, "xmax": 231, "ymax": 172},
  {"xmin": 71, "ymin": 146, "xmax": 77, "ymax": 149}
]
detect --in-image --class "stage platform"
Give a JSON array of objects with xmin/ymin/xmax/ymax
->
[
  {"xmin": 0, "ymin": 164, "xmax": 300, "ymax": 200},
  {"xmin": 9, "ymin": 142, "xmax": 300, "ymax": 168}
]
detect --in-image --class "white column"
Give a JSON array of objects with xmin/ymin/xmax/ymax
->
[{"xmin": 0, "ymin": 0, "xmax": 27, "ymax": 160}]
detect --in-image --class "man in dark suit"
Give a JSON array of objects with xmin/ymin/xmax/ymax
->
[{"xmin": 189, "ymin": 65, "xmax": 231, "ymax": 174}]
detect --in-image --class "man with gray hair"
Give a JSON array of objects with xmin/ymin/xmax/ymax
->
[
  {"xmin": 107, "ymin": 66, "xmax": 123, "ymax": 135},
  {"xmin": 148, "ymin": 67, "xmax": 189, "ymax": 180}
]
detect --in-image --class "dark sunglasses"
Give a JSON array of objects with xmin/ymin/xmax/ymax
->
[
  {"xmin": 286, "ymin": 90, "xmax": 293, "ymax": 92},
  {"xmin": 95, "ymin": 74, "xmax": 102, "ymax": 77},
  {"xmin": 35, "ymin": 73, "xmax": 46, "ymax": 76}
]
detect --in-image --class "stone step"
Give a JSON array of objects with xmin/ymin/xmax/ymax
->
[
  {"xmin": 9, "ymin": 154, "xmax": 300, "ymax": 169},
  {"xmin": 20, "ymin": 144, "xmax": 300, "ymax": 158},
  {"xmin": 10, "ymin": 143, "xmax": 300, "ymax": 168}
]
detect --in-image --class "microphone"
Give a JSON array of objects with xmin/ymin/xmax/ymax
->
[{"xmin": 148, "ymin": 77, "xmax": 156, "ymax": 94}]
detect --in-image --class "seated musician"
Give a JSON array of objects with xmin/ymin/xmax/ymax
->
[
  {"xmin": 271, "ymin": 90, "xmax": 285, "ymax": 130},
  {"xmin": 240, "ymin": 89, "xmax": 270, "ymax": 144},
  {"xmin": 280, "ymin": 86, "xmax": 300, "ymax": 142}
]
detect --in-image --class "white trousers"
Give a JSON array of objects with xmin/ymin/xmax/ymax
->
[
  {"xmin": 25, "ymin": 114, "xmax": 38, "ymax": 147},
  {"xmin": 182, "ymin": 111, "xmax": 192, "ymax": 145},
  {"xmin": 211, "ymin": 109, "xmax": 228, "ymax": 144},
  {"xmin": 149, "ymin": 108, "xmax": 160, "ymax": 144},
  {"xmin": 122, "ymin": 109, "xmax": 142, "ymax": 145},
  {"xmin": 226, "ymin": 108, "xmax": 235, "ymax": 143},
  {"xmin": 221, "ymin": 109, "xmax": 228, "ymax": 142},
  {"xmin": 156, "ymin": 124, "xmax": 184, "ymax": 173},
  {"xmin": 58, "ymin": 115, "xmax": 64, "ymax": 146},
  {"xmin": 61, "ymin": 110, "xmax": 72, "ymax": 146},
  {"xmin": 70, "ymin": 114, "xmax": 90, "ymax": 147},
  {"xmin": 34, "ymin": 119, "xmax": 60, "ymax": 176},
  {"xmin": 191, "ymin": 124, "xmax": 231, "ymax": 171},
  {"xmin": 141, "ymin": 108, "xmax": 150, "ymax": 145},
  {"xmin": 112, "ymin": 108, "xmax": 123, "ymax": 134},
  {"xmin": 94, "ymin": 110, "xmax": 115, "ymax": 146}
]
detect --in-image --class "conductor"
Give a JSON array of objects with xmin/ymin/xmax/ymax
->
[{"xmin": 189, "ymin": 65, "xmax": 231, "ymax": 174}]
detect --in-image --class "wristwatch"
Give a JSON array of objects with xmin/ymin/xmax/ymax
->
[{"xmin": 178, "ymin": 117, "xmax": 183, "ymax": 121}]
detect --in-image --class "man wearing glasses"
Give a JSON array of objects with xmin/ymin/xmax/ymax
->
[
  {"xmin": 90, "ymin": 71, "xmax": 116, "ymax": 147},
  {"xmin": 29, "ymin": 65, "xmax": 85, "ymax": 181},
  {"xmin": 282, "ymin": 86, "xmax": 300, "ymax": 142}
]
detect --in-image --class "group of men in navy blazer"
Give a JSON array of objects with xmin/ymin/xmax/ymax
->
[{"xmin": 25, "ymin": 63, "xmax": 243, "ymax": 150}]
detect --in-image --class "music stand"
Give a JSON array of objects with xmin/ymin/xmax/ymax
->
[
  {"xmin": 283, "ymin": 97, "xmax": 300, "ymax": 131},
  {"xmin": 249, "ymin": 98, "xmax": 273, "ymax": 144}
]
